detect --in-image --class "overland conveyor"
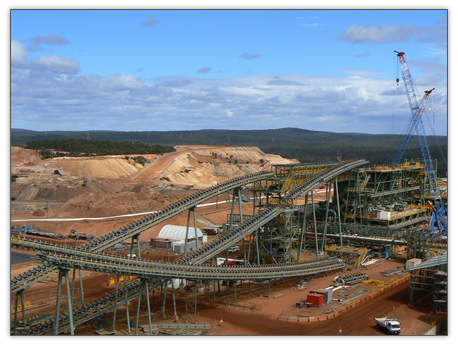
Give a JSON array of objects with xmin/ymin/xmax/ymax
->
[
  {"xmin": 35, "ymin": 249, "xmax": 344, "ymax": 280},
  {"xmin": 12, "ymin": 159, "xmax": 368, "ymax": 335},
  {"xmin": 10, "ymin": 171, "xmax": 274, "ymax": 293}
]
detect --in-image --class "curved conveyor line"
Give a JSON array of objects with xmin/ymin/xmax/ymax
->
[
  {"xmin": 12, "ymin": 159, "xmax": 368, "ymax": 335},
  {"xmin": 35, "ymin": 249, "xmax": 345, "ymax": 280},
  {"xmin": 11, "ymin": 171, "xmax": 273, "ymax": 293}
]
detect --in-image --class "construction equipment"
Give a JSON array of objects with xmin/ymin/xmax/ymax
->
[
  {"xmin": 333, "ymin": 272, "xmax": 369, "ymax": 286},
  {"xmin": 70, "ymin": 229, "xmax": 94, "ymax": 240},
  {"xmin": 392, "ymin": 51, "xmax": 438, "ymax": 194},
  {"xmin": 426, "ymin": 201, "xmax": 447, "ymax": 234},
  {"xmin": 392, "ymin": 50, "xmax": 446, "ymax": 232}
]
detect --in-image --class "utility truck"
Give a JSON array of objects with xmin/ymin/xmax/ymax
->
[{"xmin": 375, "ymin": 317, "xmax": 401, "ymax": 334}]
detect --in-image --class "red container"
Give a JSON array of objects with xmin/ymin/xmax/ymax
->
[{"xmin": 307, "ymin": 293, "xmax": 325, "ymax": 307}]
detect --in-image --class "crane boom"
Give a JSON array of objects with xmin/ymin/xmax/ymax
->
[{"xmin": 392, "ymin": 51, "xmax": 440, "ymax": 197}]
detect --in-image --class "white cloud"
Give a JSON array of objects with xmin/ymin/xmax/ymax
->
[
  {"xmin": 32, "ymin": 55, "xmax": 81, "ymax": 74},
  {"xmin": 102, "ymin": 74, "xmax": 145, "ymax": 91},
  {"xmin": 11, "ymin": 40, "xmax": 29, "ymax": 68},
  {"xmin": 10, "ymin": 68, "xmax": 447, "ymax": 135},
  {"xmin": 340, "ymin": 24, "xmax": 431, "ymax": 44}
]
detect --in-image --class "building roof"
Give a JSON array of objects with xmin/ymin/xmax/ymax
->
[{"xmin": 159, "ymin": 224, "xmax": 202, "ymax": 240}]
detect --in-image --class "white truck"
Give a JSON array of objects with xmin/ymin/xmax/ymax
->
[
  {"xmin": 375, "ymin": 317, "xmax": 401, "ymax": 334},
  {"xmin": 228, "ymin": 246, "xmax": 240, "ymax": 253}
]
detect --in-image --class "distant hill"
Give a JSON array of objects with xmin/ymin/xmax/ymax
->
[{"xmin": 10, "ymin": 127, "xmax": 448, "ymax": 176}]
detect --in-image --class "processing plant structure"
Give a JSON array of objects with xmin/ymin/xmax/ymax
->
[{"xmin": 10, "ymin": 157, "xmax": 447, "ymax": 335}]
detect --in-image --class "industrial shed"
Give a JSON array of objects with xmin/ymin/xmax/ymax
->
[
  {"xmin": 159, "ymin": 225, "xmax": 203, "ymax": 241},
  {"xmin": 158, "ymin": 225, "xmax": 206, "ymax": 253}
]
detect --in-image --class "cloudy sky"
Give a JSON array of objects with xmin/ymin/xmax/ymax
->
[{"xmin": 10, "ymin": 8, "xmax": 448, "ymax": 135}]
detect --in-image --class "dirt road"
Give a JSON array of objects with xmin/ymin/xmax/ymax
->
[{"xmin": 197, "ymin": 281, "xmax": 430, "ymax": 335}]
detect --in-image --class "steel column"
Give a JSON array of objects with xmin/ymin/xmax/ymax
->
[
  {"xmin": 312, "ymin": 191, "xmax": 319, "ymax": 256},
  {"xmin": 145, "ymin": 280, "xmax": 152, "ymax": 335},
  {"xmin": 334, "ymin": 178, "xmax": 343, "ymax": 246},
  {"xmin": 321, "ymin": 182, "xmax": 331, "ymax": 251},
  {"xmin": 111, "ymin": 275, "xmax": 119, "ymax": 333},
  {"xmin": 64, "ymin": 270, "xmax": 74, "ymax": 335},
  {"xmin": 161, "ymin": 281, "xmax": 168, "ymax": 318},
  {"xmin": 124, "ymin": 276, "xmax": 131, "ymax": 334},
  {"xmin": 172, "ymin": 280, "xmax": 178, "ymax": 321},
  {"xmin": 135, "ymin": 281, "xmax": 143, "ymax": 335},
  {"xmin": 53, "ymin": 269, "xmax": 64, "ymax": 335}
]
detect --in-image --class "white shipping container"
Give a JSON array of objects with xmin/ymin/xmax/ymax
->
[{"xmin": 406, "ymin": 258, "xmax": 422, "ymax": 270}]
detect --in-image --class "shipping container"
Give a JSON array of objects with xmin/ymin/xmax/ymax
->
[
  {"xmin": 306, "ymin": 293, "xmax": 325, "ymax": 307},
  {"xmin": 406, "ymin": 258, "xmax": 422, "ymax": 270}
]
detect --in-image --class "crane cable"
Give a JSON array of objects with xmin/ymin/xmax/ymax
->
[
  {"xmin": 422, "ymin": 90, "xmax": 447, "ymax": 165},
  {"xmin": 392, "ymin": 53, "xmax": 397, "ymax": 135}
]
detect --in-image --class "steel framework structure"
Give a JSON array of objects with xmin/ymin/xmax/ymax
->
[
  {"xmin": 11, "ymin": 159, "xmax": 370, "ymax": 335},
  {"xmin": 392, "ymin": 51, "xmax": 439, "ymax": 198}
]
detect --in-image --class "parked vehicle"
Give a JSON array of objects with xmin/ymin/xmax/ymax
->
[
  {"xmin": 228, "ymin": 246, "xmax": 240, "ymax": 253},
  {"xmin": 296, "ymin": 278, "xmax": 310, "ymax": 286},
  {"xmin": 375, "ymin": 317, "xmax": 401, "ymax": 334}
]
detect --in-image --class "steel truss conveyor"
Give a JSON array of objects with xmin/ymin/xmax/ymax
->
[
  {"xmin": 12, "ymin": 159, "xmax": 368, "ymax": 335},
  {"xmin": 35, "ymin": 248, "xmax": 344, "ymax": 280},
  {"xmin": 11, "ymin": 171, "xmax": 273, "ymax": 293}
]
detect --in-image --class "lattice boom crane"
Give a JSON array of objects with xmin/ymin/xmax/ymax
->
[{"xmin": 392, "ymin": 51, "xmax": 439, "ymax": 197}]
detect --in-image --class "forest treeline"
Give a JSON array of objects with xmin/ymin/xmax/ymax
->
[
  {"xmin": 13, "ymin": 127, "xmax": 447, "ymax": 176},
  {"xmin": 24, "ymin": 138, "xmax": 175, "ymax": 159}
]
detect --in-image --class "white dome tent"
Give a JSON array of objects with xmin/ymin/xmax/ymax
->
[
  {"xmin": 158, "ymin": 224, "xmax": 203, "ymax": 241},
  {"xmin": 158, "ymin": 225, "xmax": 205, "ymax": 254}
]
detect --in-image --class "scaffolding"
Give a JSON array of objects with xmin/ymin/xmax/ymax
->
[{"xmin": 408, "ymin": 253, "xmax": 447, "ymax": 311}]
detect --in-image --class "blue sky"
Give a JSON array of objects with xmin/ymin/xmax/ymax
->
[{"xmin": 10, "ymin": 8, "xmax": 448, "ymax": 135}]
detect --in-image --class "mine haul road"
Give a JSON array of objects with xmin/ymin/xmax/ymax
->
[{"xmin": 198, "ymin": 280, "xmax": 410, "ymax": 335}]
